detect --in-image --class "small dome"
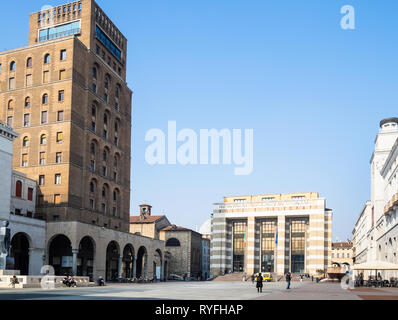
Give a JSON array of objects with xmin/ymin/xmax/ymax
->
[
  {"xmin": 199, "ymin": 219, "xmax": 211, "ymax": 235},
  {"xmin": 380, "ymin": 118, "xmax": 398, "ymax": 128}
]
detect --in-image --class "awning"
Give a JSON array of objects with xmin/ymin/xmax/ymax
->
[{"xmin": 352, "ymin": 261, "xmax": 398, "ymax": 271}]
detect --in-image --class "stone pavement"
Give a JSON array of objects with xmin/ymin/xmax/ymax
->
[{"xmin": 0, "ymin": 281, "xmax": 397, "ymax": 300}]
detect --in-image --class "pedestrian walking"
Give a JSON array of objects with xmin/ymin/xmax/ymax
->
[
  {"xmin": 251, "ymin": 274, "xmax": 255, "ymax": 284},
  {"xmin": 256, "ymin": 273, "xmax": 263, "ymax": 293},
  {"xmin": 286, "ymin": 272, "xmax": 291, "ymax": 290}
]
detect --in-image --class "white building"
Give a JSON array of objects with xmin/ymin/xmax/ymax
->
[
  {"xmin": 0, "ymin": 122, "xmax": 45, "ymax": 275},
  {"xmin": 353, "ymin": 118, "xmax": 398, "ymax": 279}
]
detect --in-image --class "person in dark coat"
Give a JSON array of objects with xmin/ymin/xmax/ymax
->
[
  {"xmin": 286, "ymin": 272, "xmax": 292, "ymax": 290},
  {"xmin": 256, "ymin": 273, "xmax": 263, "ymax": 293}
]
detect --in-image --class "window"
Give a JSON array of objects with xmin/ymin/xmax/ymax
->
[
  {"xmin": 23, "ymin": 136, "xmax": 29, "ymax": 147},
  {"xmin": 92, "ymin": 83, "xmax": 97, "ymax": 93},
  {"xmin": 8, "ymin": 100, "xmax": 14, "ymax": 110},
  {"xmin": 24, "ymin": 114, "xmax": 30, "ymax": 127},
  {"xmin": 101, "ymin": 203, "xmax": 106, "ymax": 213},
  {"xmin": 28, "ymin": 188, "xmax": 33, "ymax": 201},
  {"xmin": 39, "ymin": 21, "xmax": 81, "ymax": 42},
  {"xmin": 22, "ymin": 154, "xmax": 28, "ymax": 167},
  {"xmin": 96, "ymin": 45, "xmax": 100, "ymax": 55},
  {"xmin": 9, "ymin": 77, "xmax": 15, "ymax": 90},
  {"xmin": 56, "ymin": 132, "xmax": 63, "ymax": 143},
  {"xmin": 114, "ymin": 137, "xmax": 118, "ymax": 146},
  {"xmin": 39, "ymin": 175, "xmax": 45, "ymax": 186},
  {"xmin": 7, "ymin": 117, "xmax": 13, "ymax": 127},
  {"xmin": 59, "ymin": 69, "xmax": 66, "ymax": 80},
  {"xmin": 104, "ymin": 93, "xmax": 108, "ymax": 103},
  {"xmin": 103, "ymin": 150, "xmax": 107, "ymax": 161},
  {"xmin": 90, "ymin": 160, "xmax": 95, "ymax": 172},
  {"xmin": 42, "ymin": 94, "xmax": 49, "ymax": 104},
  {"xmin": 25, "ymin": 97, "xmax": 31, "ymax": 107},
  {"xmin": 55, "ymin": 174, "xmax": 61, "ymax": 185},
  {"xmin": 0, "ymin": 63, "xmax": 2, "ymax": 73},
  {"xmin": 41, "ymin": 111, "xmax": 48, "ymax": 124},
  {"xmin": 53, "ymin": 216, "xmax": 60, "ymax": 222},
  {"xmin": 95, "ymin": 26, "xmax": 122, "ymax": 61},
  {"xmin": 26, "ymin": 74, "xmax": 32, "ymax": 86},
  {"xmin": 60, "ymin": 50, "xmax": 67, "ymax": 61},
  {"xmin": 15, "ymin": 209, "xmax": 22, "ymax": 216},
  {"xmin": 57, "ymin": 110, "xmax": 64, "ymax": 121},
  {"xmin": 56, "ymin": 152, "xmax": 62, "ymax": 164},
  {"xmin": 44, "ymin": 54, "xmax": 50, "ymax": 64},
  {"xmin": 90, "ymin": 143, "xmax": 96, "ymax": 154},
  {"xmin": 40, "ymin": 134, "xmax": 47, "ymax": 145},
  {"xmin": 40, "ymin": 152, "xmax": 46, "ymax": 165},
  {"xmin": 102, "ymin": 166, "xmax": 107, "ymax": 177},
  {"xmin": 90, "ymin": 199, "xmax": 95, "ymax": 210},
  {"xmin": 166, "ymin": 238, "xmax": 181, "ymax": 247},
  {"xmin": 92, "ymin": 67, "xmax": 97, "ymax": 79},
  {"xmin": 58, "ymin": 90, "xmax": 64, "ymax": 102},
  {"xmin": 54, "ymin": 194, "xmax": 61, "ymax": 205},
  {"xmin": 26, "ymin": 57, "xmax": 32, "ymax": 68},
  {"xmin": 10, "ymin": 61, "xmax": 16, "ymax": 71},
  {"xmin": 15, "ymin": 181, "xmax": 22, "ymax": 198},
  {"xmin": 90, "ymin": 182, "xmax": 95, "ymax": 193}
]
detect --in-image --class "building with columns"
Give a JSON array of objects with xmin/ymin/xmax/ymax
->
[
  {"xmin": 210, "ymin": 192, "xmax": 332, "ymax": 277},
  {"xmin": 353, "ymin": 118, "xmax": 398, "ymax": 279}
]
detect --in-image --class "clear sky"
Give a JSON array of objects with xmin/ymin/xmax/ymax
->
[{"xmin": 1, "ymin": 0, "xmax": 397, "ymax": 241}]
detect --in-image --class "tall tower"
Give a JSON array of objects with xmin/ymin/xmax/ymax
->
[
  {"xmin": 370, "ymin": 118, "xmax": 398, "ymax": 225},
  {"xmin": 0, "ymin": 0, "xmax": 132, "ymax": 232}
]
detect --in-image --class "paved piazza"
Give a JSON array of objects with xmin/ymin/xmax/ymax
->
[{"xmin": 0, "ymin": 281, "xmax": 397, "ymax": 300}]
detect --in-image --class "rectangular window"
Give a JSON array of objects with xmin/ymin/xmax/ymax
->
[
  {"xmin": 41, "ymin": 111, "xmax": 48, "ymax": 124},
  {"xmin": 43, "ymin": 71, "xmax": 50, "ymax": 83},
  {"xmin": 57, "ymin": 110, "xmax": 64, "ymax": 121},
  {"xmin": 90, "ymin": 199, "xmax": 95, "ymax": 210},
  {"xmin": 55, "ymin": 174, "xmax": 61, "ymax": 185},
  {"xmin": 59, "ymin": 69, "xmax": 66, "ymax": 80},
  {"xmin": 54, "ymin": 194, "xmax": 61, "ymax": 205},
  {"xmin": 102, "ymin": 166, "xmax": 107, "ymax": 177},
  {"xmin": 56, "ymin": 152, "xmax": 62, "ymax": 164},
  {"xmin": 90, "ymin": 160, "xmax": 95, "ymax": 172},
  {"xmin": 58, "ymin": 90, "xmax": 64, "ymax": 102},
  {"xmin": 104, "ymin": 93, "xmax": 108, "ymax": 103},
  {"xmin": 26, "ymin": 74, "xmax": 32, "ymax": 86},
  {"xmin": 24, "ymin": 114, "xmax": 30, "ymax": 127},
  {"xmin": 60, "ymin": 49, "xmax": 67, "ymax": 61},
  {"xmin": 56, "ymin": 132, "xmax": 63, "ymax": 143},
  {"xmin": 9, "ymin": 77, "xmax": 15, "ymax": 90},
  {"xmin": 22, "ymin": 154, "xmax": 28, "ymax": 167},
  {"xmin": 7, "ymin": 116, "xmax": 13, "ymax": 127},
  {"xmin": 28, "ymin": 188, "xmax": 33, "ymax": 201},
  {"xmin": 39, "ymin": 175, "xmax": 45, "ymax": 186},
  {"xmin": 39, "ymin": 21, "xmax": 81, "ymax": 42},
  {"xmin": 40, "ymin": 152, "xmax": 46, "ymax": 165},
  {"xmin": 92, "ymin": 83, "xmax": 97, "ymax": 93}
]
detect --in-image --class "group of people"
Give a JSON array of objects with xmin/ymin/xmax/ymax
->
[
  {"xmin": 254, "ymin": 272, "xmax": 292, "ymax": 293},
  {"xmin": 63, "ymin": 275, "xmax": 77, "ymax": 288}
]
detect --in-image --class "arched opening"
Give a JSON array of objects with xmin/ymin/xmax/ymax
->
[
  {"xmin": 136, "ymin": 246, "xmax": 147, "ymax": 279},
  {"xmin": 122, "ymin": 244, "xmax": 134, "ymax": 279},
  {"xmin": 106, "ymin": 241, "xmax": 120, "ymax": 281},
  {"xmin": 10, "ymin": 61, "xmax": 16, "ymax": 71},
  {"xmin": 10, "ymin": 233, "xmax": 30, "ymax": 275},
  {"xmin": 27, "ymin": 57, "xmax": 32, "ymax": 68},
  {"xmin": 44, "ymin": 53, "xmax": 50, "ymax": 64},
  {"xmin": 166, "ymin": 238, "xmax": 181, "ymax": 247},
  {"xmin": 48, "ymin": 234, "xmax": 73, "ymax": 276},
  {"xmin": 77, "ymin": 236, "xmax": 95, "ymax": 281}
]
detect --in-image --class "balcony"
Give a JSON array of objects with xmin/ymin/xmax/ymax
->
[{"xmin": 384, "ymin": 192, "xmax": 398, "ymax": 216}]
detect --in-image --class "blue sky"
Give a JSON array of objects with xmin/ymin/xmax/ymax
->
[{"xmin": 1, "ymin": 0, "xmax": 397, "ymax": 241}]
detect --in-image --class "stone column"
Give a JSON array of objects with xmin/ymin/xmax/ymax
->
[
  {"xmin": 72, "ymin": 249, "xmax": 79, "ymax": 276},
  {"xmin": 276, "ymin": 216, "xmax": 286, "ymax": 276},
  {"xmin": 246, "ymin": 217, "xmax": 256, "ymax": 275},
  {"xmin": 133, "ymin": 256, "xmax": 137, "ymax": 277},
  {"xmin": 28, "ymin": 248, "xmax": 45, "ymax": 275},
  {"xmin": 118, "ymin": 255, "xmax": 123, "ymax": 279}
]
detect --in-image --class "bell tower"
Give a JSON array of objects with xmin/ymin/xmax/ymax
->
[{"xmin": 140, "ymin": 204, "xmax": 152, "ymax": 220}]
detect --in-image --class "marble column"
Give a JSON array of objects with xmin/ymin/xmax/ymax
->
[
  {"xmin": 133, "ymin": 256, "xmax": 137, "ymax": 277},
  {"xmin": 118, "ymin": 255, "xmax": 123, "ymax": 279}
]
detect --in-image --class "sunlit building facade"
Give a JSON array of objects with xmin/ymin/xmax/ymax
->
[{"xmin": 210, "ymin": 193, "xmax": 332, "ymax": 276}]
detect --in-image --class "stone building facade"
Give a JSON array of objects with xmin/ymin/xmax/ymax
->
[
  {"xmin": 130, "ymin": 204, "xmax": 171, "ymax": 239},
  {"xmin": 353, "ymin": 118, "xmax": 398, "ymax": 279},
  {"xmin": 160, "ymin": 226, "xmax": 203, "ymax": 280},
  {"xmin": 331, "ymin": 242, "xmax": 353, "ymax": 272},
  {"xmin": 0, "ymin": 122, "xmax": 45, "ymax": 276},
  {"xmin": 210, "ymin": 193, "xmax": 333, "ymax": 277}
]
